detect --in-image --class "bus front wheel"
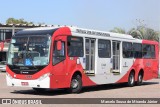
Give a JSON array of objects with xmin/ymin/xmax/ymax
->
[{"xmin": 69, "ymin": 75, "xmax": 82, "ymax": 93}]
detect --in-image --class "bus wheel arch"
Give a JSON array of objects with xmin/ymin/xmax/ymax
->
[
  {"xmin": 68, "ymin": 71, "xmax": 82, "ymax": 93},
  {"xmin": 137, "ymin": 69, "xmax": 144, "ymax": 86},
  {"xmin": 128, "ymin": 70, "xmax": 135, "ymax": 87}
]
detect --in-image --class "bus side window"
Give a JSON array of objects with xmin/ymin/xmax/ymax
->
[
  {"xmin": 67, "ymin": 36, "xmax": 83, "ymax": 57},
  {"xmin": 142, "ymin": 44, "xmax": 155, "ymax": 59},
  {"xmin": 98, "ymin": 39, "xmax": 111, "ymax": 58},
  {"xmin": 123, "ymin": 42, "xmax": 133, "ymax": 58},
  {"xmin": 133, "ymin": 43, "xmax": 142, "ymax": 58}
]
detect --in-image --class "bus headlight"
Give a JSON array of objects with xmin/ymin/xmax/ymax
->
[{"xmin": 38, "ymin": 73, "xmax": 50, "ymax": 81}]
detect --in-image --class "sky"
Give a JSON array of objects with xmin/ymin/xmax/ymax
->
[{"xmin": 0, "ymin": 0, "xmax": 160, "ymax": 31}]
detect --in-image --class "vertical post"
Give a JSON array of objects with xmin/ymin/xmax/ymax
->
[
  {"xmin": 12, "ymin": 25, "xmax": 15, "ymax": 35},
  {"xmin": 89, "ymin": 39, "xmax": 91, "ymax": 72}
]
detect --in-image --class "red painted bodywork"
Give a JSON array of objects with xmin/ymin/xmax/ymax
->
[
  {"xmin": 117, "ymin": 40, "xmax": 159, "ymax": 83},
  {"xmin": 49, "ymin": 27, "xmax": 96, "ymax": 88}
]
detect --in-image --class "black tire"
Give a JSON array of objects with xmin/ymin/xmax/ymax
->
[
  {"xmin": 69, "ymin": 75, "xmax": 82, "ymax": 93},
  {"xmin": 33, "ymin": 88, "xmax": 47, "ymax": 93},
  {"xmin": 137, "ymin": 73, "xmax": 143, "ymax": 86},
  {"xmin": 128, "ymin": 72, "xmax": 135, "ymax": 87}
]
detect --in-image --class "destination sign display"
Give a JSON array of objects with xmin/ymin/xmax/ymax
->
[{"xmin": 76, "ymin": 29, "xmax": 110, "ymax": 37}]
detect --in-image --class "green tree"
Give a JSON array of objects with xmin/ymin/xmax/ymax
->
[
  {"xmin": 110, "ymin": 27, "xmax": 126, "ymax": 34},
  {"xmin": 6, "ymin": 18, "xmax": 33, "ymax": 24},
  {"xmin": 128, "ymin": 26, "xmax": 159, "ymax": 41}
]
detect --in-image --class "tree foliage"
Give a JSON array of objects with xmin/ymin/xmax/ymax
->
[
  {"xmin": 6, "ymin": 18, "xmax": 33, "ymax": 24},
  {"xmin": 110, "ymin": 26, "xmax": 159, "ymax": 42},
  {"xmin": 110, "ymin": 27, "xmax": 126, "ymax": 34},
  {"xmin": 128, "ymin": 26, "xmax": 159, "ymax": 41}
]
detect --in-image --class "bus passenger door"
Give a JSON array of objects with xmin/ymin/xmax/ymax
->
[
  {"xmin": 85, "ymin": 38, "xmax": 95, "ymax": 75},
  {"xmin": 112, "ymin": 41, "xmax": 121, "ymax": 73}
]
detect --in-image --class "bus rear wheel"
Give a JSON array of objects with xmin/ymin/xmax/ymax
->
[
  {"xmin": 128, "ymin": 72, "xmax": 135, "ymax": 87},
  {"xmin": 69, "ymin": 75, "xmax": 82, "ymax": 93},
  {"xmin": 137, "ymin": 73, "xmax": 143, "ymax": 86}
]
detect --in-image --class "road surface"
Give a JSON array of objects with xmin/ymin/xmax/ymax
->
[{"xmin": 0, "ymin": 72, "xmax": 160, "ymax": 107}]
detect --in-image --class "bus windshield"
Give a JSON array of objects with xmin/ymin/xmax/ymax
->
[{"xmin": 7, "ymin": 35, "xmax": 51, "ymax": 66}]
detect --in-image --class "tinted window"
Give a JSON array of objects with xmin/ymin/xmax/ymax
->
[
  {"xmin": 98, "ymin": 39, "xmax": 111, "ymax": 58},
  {"xmin": 53, "ymin": 41, "xmax": 65, "ymax": 65},
  {"xmin": 133, "ymin": 43, "xmax": 142, "ymax": 58},
  {"xmin": 142, "ymin": 44, "xmax": 155, "ymax": 58},
  {"xmin": 67, "ymin": 36, "xmax": 83, "ymax": 57},
  {"xmin": 123, "ymin": 42, "xmax": 133, "ymax": 58}
]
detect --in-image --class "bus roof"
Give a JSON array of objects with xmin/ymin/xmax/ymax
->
[
  {"xmin": 16, "ymin": 26, "xmax": 134, "ymax": 39},
  {"xmin": 14, "ymin": 26, "xmax": 158, "ymax": 44}
]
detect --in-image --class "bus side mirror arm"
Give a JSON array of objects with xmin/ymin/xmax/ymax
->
[{"xmin": 57, "ymin": 41, "xmax": 62, "ymax": 51}]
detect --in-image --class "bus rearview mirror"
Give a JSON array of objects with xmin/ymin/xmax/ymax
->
[{"xmin": 57, "ymin": 41, "xmax": 62, "ymax": 50}]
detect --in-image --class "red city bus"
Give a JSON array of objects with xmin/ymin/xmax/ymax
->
[{"xmin": 6, "ymin": 26, "xmax": 159, "ymax": 93}]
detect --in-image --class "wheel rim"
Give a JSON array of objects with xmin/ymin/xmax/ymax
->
[
  {"xmin": 130, "ymin": 74, "xmax": 134, "ymax": 84},
  {"xmin": 138, "ymin": 74, "xmax": 142, "ymax": 83},
  {"xmin": 71, "ymin": 79, "xmax": 79, "ymax": 89}
]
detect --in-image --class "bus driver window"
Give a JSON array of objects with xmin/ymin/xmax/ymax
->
[{"xmin": 53, "ymin": 41, "xmax": 65, "ymax": 65}]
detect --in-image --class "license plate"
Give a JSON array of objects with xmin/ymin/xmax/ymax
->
[{"xmin": 21, "ymin": 82, "xmax": 29, "ymax": 86}]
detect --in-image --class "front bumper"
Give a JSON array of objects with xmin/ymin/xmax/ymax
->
[{"xmin": 6, "ymin": 73, "xmax": 50, "ymax": 88}]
